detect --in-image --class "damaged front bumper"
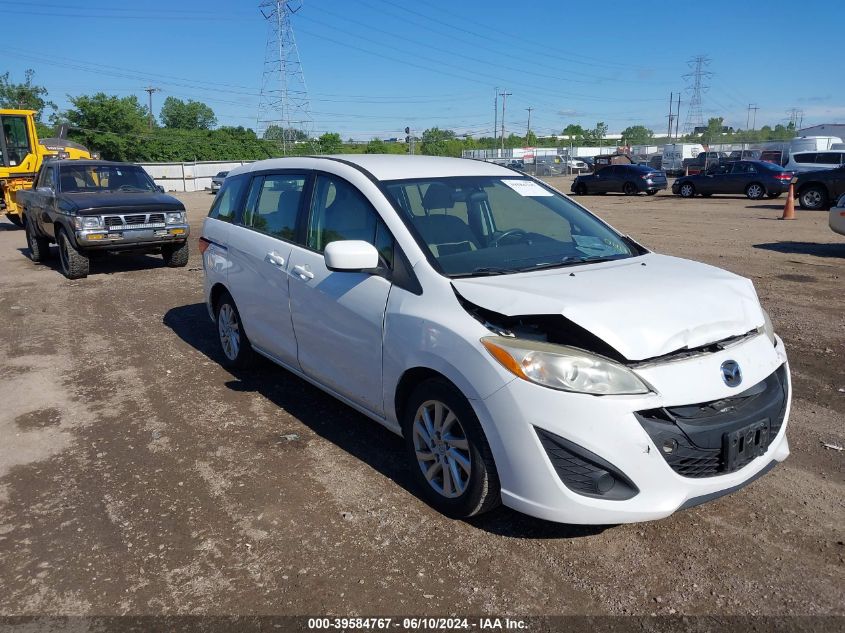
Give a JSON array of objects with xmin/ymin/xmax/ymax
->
[
  {"xmin": 473, "ymin": 333, "xmax": 790, "ymax": 524},
  {"xmin": 76, "ymin": 224, "xmax": 190, "ymax": 249}
]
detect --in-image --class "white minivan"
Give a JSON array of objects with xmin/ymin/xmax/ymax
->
[{"xmin": 200, "ymin": 155, "xmax": 790, "ymax": 525}]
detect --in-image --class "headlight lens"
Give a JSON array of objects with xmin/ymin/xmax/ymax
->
[
  {"xmin": 166, "ymin": 211, "xmax": 186, "ymax": 224},
  {"xmin": 481, "ymin": 336, "xmax": 651, "ymax": 395},
  {"xmin": 759, "ymin": 309, "xmax": 776, "ymax": 346},
  {"xmin": 74, "ymin": 215, "xmax": 103, "ymax": 230}
]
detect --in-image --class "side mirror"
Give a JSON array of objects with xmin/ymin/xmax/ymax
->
[{"xmin": 324, "ymin": 240, "xmax": 379, "ymax": 272}]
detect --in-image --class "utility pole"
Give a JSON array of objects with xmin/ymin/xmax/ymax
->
[
  {"xmin": 667, "ymin": 92, "xmax": 674, "ymax": 138},
  {"xmin": 499, "ymin": 89, "xmax": 512, "ymax": 152},
  {"xmin": 525, "ymin": 107, "xmax": 533, "ymax": 144},
  {"xmin": 143, "ymin": 86, "xmax": 160, "ymax": 130},
  {"xmin": 675, "ymin": 93, "xmax": 681, "ymax": 139},
  {"xmin": 746, "ymin": 104, "xmax": 759, "ymax": 131},
  {"xmin": 493, "ymin": 87, "xmax": 498, "ymax": 149}
]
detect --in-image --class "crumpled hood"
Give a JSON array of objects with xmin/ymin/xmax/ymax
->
[{"xmin": 452, "ymin": 253, "xmax": 765, "ymax": 361}]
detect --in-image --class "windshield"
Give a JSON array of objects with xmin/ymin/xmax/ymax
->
[
  {"xmin": 58, "ymin": 164, "xmax": 156, "ymax": 193},
  {"xmin": 383, "ymin": 176, "xmax": 639, "ymax": 277}
]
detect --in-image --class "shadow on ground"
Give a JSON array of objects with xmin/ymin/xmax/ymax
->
[
  {"xmin": 17, "ymin": 246, "xmax": 168, "ymax": 276},
  {"xmin": 753, "ymin": 241, "xmax": 845, "ymax": 258},
  {"xmin": 163, "ymin": 301, "xmax": 609, "ymax": 540}
]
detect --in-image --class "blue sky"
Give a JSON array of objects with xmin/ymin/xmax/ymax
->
[{"xmin": 4, "ymin": 0, "xmax": 843, "ymax": 140}]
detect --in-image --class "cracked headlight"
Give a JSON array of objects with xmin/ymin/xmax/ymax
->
[
  {"xmin": 74, "ymin": 215, "xmax": 103, "ymax": 230},
  {"xmin": 481, "ymin": 336, "xmax": 651, "ymax": 395},
  {"xmin": 166, "ymin": 211, "xmax": 186, "ymax": 224}
]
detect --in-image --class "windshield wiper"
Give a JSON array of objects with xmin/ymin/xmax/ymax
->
[
  {"xmin": 456, "ymin": 266, "xmax": 524, "ymax": 277},
  {"xmin": 519, "ymin": 254, "xmax": 625, "ymax": 272}
]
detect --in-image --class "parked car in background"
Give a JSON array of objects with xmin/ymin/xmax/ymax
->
[
  {"xmin": 211, "ymin": 170, "xmax": 229, "ymax": 193},
  {"xmin": 793, "ymin": 165, "xmax": 845, "ymax": 210},
  {"xmin": 784, "ymin": 151, "xmax": 845, "ymax": 173},
  {"xmin": 727, "ymin": 149, "xmax": 761, "ymax": 161},
  {"xmin": 760, "ymin": 149, "xmax": 786, "ymax": 166},
  {"xmin": 830, "ymin": 194, "xmax": 845, "ymax": 236},
  {"xmin": 683, "ymin": 151, "xmax": 728, "ymax": 175},
  {"xmin": 565, "ymin": 158, "xmax": 589, "ymax": 172},
  {"xmin": 201, "ymin": 154, "xmax": 789, "ymax": 524},
  {"xmin": 506, "ymin": 159, "xmax": 525, "ymax": 171},
  {"xmin": 662, "ymin": 143, "xmax": 704, "ymax": 175},
  {"xmin": 647, "ymin": 154, "xmax": 663, "ymax": 170},
  {"xmin": 572, "ymin": 164, "xmax": 667, "ymax": 195},
  {"xmin": 577, "ymin": 156, "xmax": 595, "ymax": 171},
  {"xmin": 19, "ymin": 160, "xmax": 189, "ymax": 279},
  {"xmin": 672, "ymin": 161, "xmax": 793, "ymax": 200}
]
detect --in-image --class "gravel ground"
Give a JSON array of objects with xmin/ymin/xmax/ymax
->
[{"xmin": 0, "ymin": 180, "xmax": 842, "ymax": 618}]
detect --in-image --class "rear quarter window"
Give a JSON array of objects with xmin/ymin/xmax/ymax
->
[{"xmin": 209, "ymin": 174, "xmax": 249, "ymax": 222}]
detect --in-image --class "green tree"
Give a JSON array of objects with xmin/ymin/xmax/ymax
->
[
  {"xmin": 64, "ymin": 93, "xmax": 148, "ymax": 134},
  {"xmin": 621, "ymin": 125, "xmax": 654, "ymax": 145},
  {"xmin": 317, "ymin": 132, "xmax": 342, "ymax": 154},
  {"xmin": 562, "ymin": 124, "xmax": 586, "ymax": 143},
  {"xmin": 0, "ymin": 69, "xmax": 56, "ymax": 121},
  {"xmin": 365, "ymin": 138, "xmax": 387, "ymax": 154},
  {"xmin": 160, "ymin": 97, "xmax": 217, "ymax": 130},
  {"xmin": 420, "ymin": 127, "xmax": 457, "ymax": 156},
  {"xmin": 588, "ymin": 121, "xmax": 608, "ymax": 145},
  {"xmin": 263, "ymin": 125, "xmax": 308, "ymax": 142}
]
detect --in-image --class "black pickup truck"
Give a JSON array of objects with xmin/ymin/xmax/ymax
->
[
  {"xmin": 793, "ymin": 164, "xmax": 845, "ymax": 210},
  {"xmin": 19, "ymin": 159, "xmax": 189, "ymax": 279}
]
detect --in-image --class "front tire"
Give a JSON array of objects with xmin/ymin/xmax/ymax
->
[
  {"xmin": 215, "ymin": 291, "xmax": 255, "ymax": 369},
  {"xmin": 25, "ymin": 217, "xmax": 51, "ymax": 262},
  {"xmin": 799, "ymin": 186, "xmax": 828, "ymax": 210},
  {"xmin": 57, "ymin": 229, "xmax": 89, "ymax": 279},
  {"xmin": 746, "ymin": 182, "xmax": 765, "ymax": 200},
  {"xmin": 162, "ymin": 241, "xmax": 189, "ymax": 267},
  {"xmin": 574, "ymin": 182, "xmax": 587, "ymax": 195},
  {"xmin": 402, "ymin": 378, "xmax": 500, "ymax": 519},
  {"xmin": 678, "ymin": 182, "xmax": 696, "ymax": 198}
]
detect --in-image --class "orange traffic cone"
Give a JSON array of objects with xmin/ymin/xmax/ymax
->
[{"xmin": 781, "ymin": 183, "xmax": 796, "ymax": 220}]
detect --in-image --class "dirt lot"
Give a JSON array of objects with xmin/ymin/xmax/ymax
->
[{"xmin": 0, "ymin": 180, "xmax": 843, "ymax": 618}]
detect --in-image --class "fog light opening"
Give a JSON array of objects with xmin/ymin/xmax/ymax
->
[{"xmin": 662, "ymin": 439, "xmax": 678, "ymax": 454}]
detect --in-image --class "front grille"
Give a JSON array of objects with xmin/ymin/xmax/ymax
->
[
  {"xmin": 123, "ymin": 214, "xmax": 146, "ymax": 225},
  {"xmin": 104, "ymin": 216, "xmax": 122, "ymax": 228},
  {"xmin": 149, "ymin": 213, "xmax": 165, "ymax": 224},
  {"xmin": 636, "ymin": 365, "xmax": 788, "ymax": 478},
  {"xmin": 101, "ymin": 213, "xmax": 169, "ymax": 231}
]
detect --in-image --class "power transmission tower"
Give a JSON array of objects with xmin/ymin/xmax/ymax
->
[
  {"xmin": 257, "ymin": 0, "xmax": 314, "ymax": 155},
  {"xmin": 681, "ymin": 55, "xmax": 712, "ymax": 134},
  {"xmin": 143, "ymin": 86, "xmax": 161, "ymax": 130},
  {"xmin": 786, "ymin": 107, "xmax": 804, "ymax": 129},
  {"xmin": 499, "ymin": 89, "xmax": 512, "ymax": 151}
]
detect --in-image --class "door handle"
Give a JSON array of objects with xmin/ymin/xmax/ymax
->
[
  {"xmin": 266, "ymin": 252, "xmax": 285, "ymax": 267},
  {"xmin": 293, "ymin": 264, "xmax": 314, "ymax": 280}
]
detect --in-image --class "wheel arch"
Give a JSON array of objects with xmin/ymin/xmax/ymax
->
[
  {"xmin": 394, "ymin": 367, "xmax": 459, "ymax": 434},
  {"xmin": 208, "ymin": 281, "xmax": 231, "ymax": 319}
]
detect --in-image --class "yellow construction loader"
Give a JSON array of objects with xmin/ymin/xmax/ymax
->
[{"xmin": 1, "ymin": 109, "xmax": 93, "ymax": 226}]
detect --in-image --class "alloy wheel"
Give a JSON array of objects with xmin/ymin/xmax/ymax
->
[
  {"xmin": 802, "ymin": 189, "xmax": 823, "ymax": 209},
  {"xmin": 217, "ymin": 303, "xmax": 241, "ymax": 361},
  {"xmin": 412, "ymin": 399, "xmax": 472, "ymax": 499},
  {"xmin": 680, "ymin": 184, "xmax": 694, "ymax": 197},
  {"xmin": 747, "ymin": 184, "xmax": 763, "ymax": 199}
]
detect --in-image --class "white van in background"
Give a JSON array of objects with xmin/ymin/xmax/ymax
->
[
  {"xmin": 788, "ymin": 136, "xmax": 842, "ymax": 153},
  {"xmin": 662, "ymin": 143, "xmax": 703, "ymax": 175}
]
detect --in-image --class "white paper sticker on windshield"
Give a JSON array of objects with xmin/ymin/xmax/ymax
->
[{"xmin": 501, "ymin": 179, "xmax": 553, "ymax": 196}]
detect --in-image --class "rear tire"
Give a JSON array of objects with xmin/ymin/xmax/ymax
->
[
  {"xmin": 215, "ymin": 291, "xmax": 255, "ymax": 369},
  {"xmin": 678, "ymin": 182, "xmax": 696, "ymax": 198},
  {"xmin": 57, "ymin": 229, "xmax": 89, "ymax": 279},
  {"xmin": 402, "ymin": 378, "xmax": 500, "ymax": 519},
  {"xmin": 162, "ymin": 241, "xmax": 189, "ymax": 267},
  {"xmin": 25, "ymin": 217, "xmax": 51, "ymax": 262},
  {"xmin": 799, "ymin": 186, "xmax": 827, "ymax": 210},
  {"xmin": 746, "ymin": 183, "xmax": 765, "ymax": 200},
  {"xmin": 622, "ymin": 182, "xmax": 638, "ymax": 195}
]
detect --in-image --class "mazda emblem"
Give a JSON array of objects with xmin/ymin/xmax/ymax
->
[{"xmin": 721, "ymin": 360, "xmax": 742, "ymax": 387}]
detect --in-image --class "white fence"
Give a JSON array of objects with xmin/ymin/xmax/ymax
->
[{"xmin": 138, "ymin": 160, "xmax": 254, "ymax": 192}]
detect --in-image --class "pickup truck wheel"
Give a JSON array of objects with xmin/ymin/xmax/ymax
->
[
  {"xmin": 402, "ymin": 378, "xmax": 501, "ymax": 519},
  {"xmin": 162, "ymin": 241, "xmax": 189, "ymax": 267},
  {"xmin": 6, "ymin": 213, "xmax": 23, "ymax": 228},
  {"xmin": 215, "ymin": 291, "xmax": 254, "ymax": 369},
  {"xmin": 799, "ymin": 186, "xmax": 827, "ymax": 210},
  {"xmin": 57, "ymin": 229, "xmax": 90, "ymax": 279},
  {"xmin": 25, "ymin": 219, "xmax": 51, "ymax": 262}
]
